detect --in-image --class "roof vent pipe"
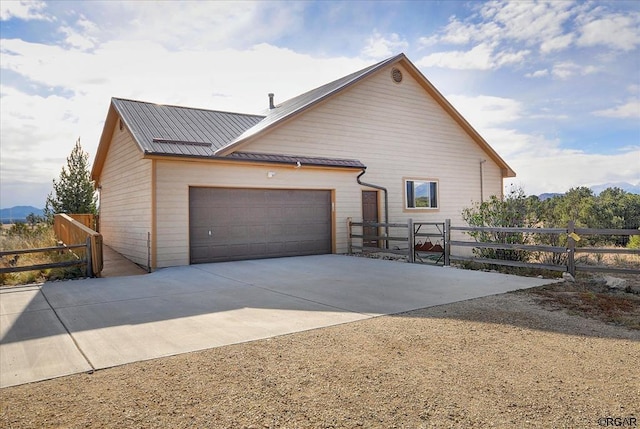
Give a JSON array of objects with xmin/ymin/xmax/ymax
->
[{"xmin": 268, "ymin": 93, "xmax": 275, "ymax": 109}]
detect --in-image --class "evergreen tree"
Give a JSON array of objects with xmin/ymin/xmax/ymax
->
[{"xmin": 44, "ymin": 138, "xmax": 97, "ymax": 221}]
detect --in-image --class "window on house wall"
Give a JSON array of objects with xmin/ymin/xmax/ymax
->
[{"xmin": 405, "ymin": 179, "xmax": 438, "ymax": 209}]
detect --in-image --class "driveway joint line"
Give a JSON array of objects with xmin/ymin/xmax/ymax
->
[
  {"xmin": 192, "ymin": 267, "xmax": 373, "ymax": 316},
  {"xmin": 40, "ymin": 288, "xmax": 230, "ymax": 310},
  {"xmin": 38, "ymin": 286, "xmax": 96, "ymax": 372}
]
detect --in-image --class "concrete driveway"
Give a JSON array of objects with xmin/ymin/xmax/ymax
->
[{"xmin": 1, "ymin": 255, "xmax": 555, "ymax": 388}]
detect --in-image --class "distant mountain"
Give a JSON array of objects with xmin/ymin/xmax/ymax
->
[
  {"xmin": 590, "ymin": 182, "xmax": 640, "ymax": 196},
  {"xmin": 537, "ymin": 193, "xmax": 563, "ymax": 201},
  {"xmin": 536, "ymin": 183, "xmax": 640, "ymax": 200},
  {"xmin": 0, "ymin": 206, "xmax": 44, "ymax": 223}
]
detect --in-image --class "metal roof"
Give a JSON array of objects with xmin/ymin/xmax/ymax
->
[
  {"xmin": 96, "ymin": 53, "xmax": 514, "ymax": 177},
  {"xmin": 112, "ymin": 98, "xmax": 265, "ymax": 156},
  {"xmin": 215, "ymin": 54, "xmax": 405, "ymax": 155},
  {"xmin": 110, "ymin": 98, "xmax": 367, "ymax": 169}
]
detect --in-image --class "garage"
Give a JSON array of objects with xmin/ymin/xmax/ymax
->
[{"xmin": 189, "ymin": 187, "xmax": 332, "ymax": 263}]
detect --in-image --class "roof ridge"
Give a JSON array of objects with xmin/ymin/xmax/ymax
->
[
  {"xmin": 274, "ymin": 53, "xmax": 405, "ymax": 109},
  {"xmin": 112, "ymin": 97, "xmax": 265, "ymax": 119},
  {"xmin": 215, "ymin": 53, "xmax": 407, "ymax": 155}
]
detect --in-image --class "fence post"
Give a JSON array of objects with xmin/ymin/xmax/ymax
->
[
  {"xmin": 444, "ymin": 219, "xmax": 451, "ymax": 266},
  {"xmin": 347, "ymin": 217, "xmax": 352, "ymax": 254},
  {"xmin": 147, "ymin": 231, "xmax": 152, "ymax": 273},
  {"xmin": 85, "ymin": 236, "xmax": 94, "ymax": 278},
  {"xmin": 567, "ymin": 220, "xmax": 576, "ymax": 277},
  {"xmin": 407, "ymin": 218, "xmax": 414, "ymax": 263}
]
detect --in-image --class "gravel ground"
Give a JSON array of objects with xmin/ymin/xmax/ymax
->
[{"xmin": 1, "ymin": 285, "xmax": 639, "ymax": 428}]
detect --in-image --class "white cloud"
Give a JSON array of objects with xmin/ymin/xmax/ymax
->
[
  {"xmin": 424, "ymin": 1, "xmax": 575, "ymax": 53},
  {"xmin": 418, "ymin": 43, "xmax": 528, "ymax": 71},
  {"xmin": 505, "ymin": 147, "xmax": 640, "ymax": 195},
  {"xmin": 419, "ymin": 0, "xmax": 639, "ymax": 81},
  {"xmin": 0, "ymin": 38, "xmax": 371, "ymax": 207},
  {"xmin": 95, "ymin": 1, "xmax": 305, "ymax": 51},
  {"xmin": 540, "ymin": 33, "xmax": 574, "ymax": 54},
  {"xmin": 431, "ymin": 16, "xmax": 478, "ymax": 45},
  {"xmin": 593, "ymin": 99, "xmax": 640, "ymax": 119},
  {"xmin": 577, "ymin": 12, "xmax": 640, "ymax": 52},
  {"xmin": 0, "ymin": 85, "xmax": 83, "ymax": 206},
  {"xmin": 58, "ymin": 15, "xmax": 99, "ymax": 50},
  {"xmin": 361, "ymin": 31, "xmax": 409, "ymax": 59},
  {"xmin": 0, "ymin": 0, "xmax": 50, "ymax": 21},
  {"xmin": 551, "ymin": 62, "xmax": 578, "ymax": 79},
  {"xmin": 418, "ymin": 43, "xmax": 495, "ymax": 70},
  {"xmin": 478, "ymin": 125, "xmax": 640, "ymax": 195},
  {"xmin": 525, "ymin": 69, "xmax": 549, "ymax": 78},
  {"xmin": 442, "ymin": 92, "xmax": 640, "ymax": 195},
  {"xmin": 484, "ymin": 0, "xmax": 574, "ymax": 46},
  {"xmin": 550, "ymin": 61, "xmax": 599, "ymax": 79},
  {"xmin": 446, "ymin": 94, "xmax": 522, "ymax": 129}
]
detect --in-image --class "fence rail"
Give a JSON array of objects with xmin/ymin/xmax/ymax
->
[
  {"xmin": 348, "ymin": 218, "xmax": 639, "ymax": 276},
  {"xmin": 0, "ymin": 243, "xmax": 93, "ymax": 276},
  {"xmin": 54, "ymin": 213, "xmax": 102, "ymax": 276},
  {"xmin": 347, "ymin": 218, "xmax": 446, "ymax": 265}
]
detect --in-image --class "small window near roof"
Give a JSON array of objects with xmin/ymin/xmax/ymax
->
[{"xmin": 405, "ymin": 179, "xmax": 438, "ymax": 209}]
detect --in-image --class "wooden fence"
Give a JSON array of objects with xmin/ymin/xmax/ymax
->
[
  {"xmin": 0, "ymin": 243, "xmax": 95, "ymax": 277},
  {"xmin": 347, "ymin": 218, "xmax": 446, "ymax": 265},
  {"xmin": 68, "ymin": 213, "xmax": 98, "ymax": 231},
  {"xmin": 348, "ymin": 219, "xmax": 640, "ymax": 276},
  {"xmin": 53, "ymin": 213, "xmax": 103, "ymax": 276},
  {"xmin": 449, "ymin": 221, "xmax": 640, "ymax": 276},
  {"xmin": 1, "ymin": 214, "xmax": 102, "ymax": 278}
]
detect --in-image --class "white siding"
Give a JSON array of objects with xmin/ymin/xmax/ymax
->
[
  {"xmin": 240, "ymin": 64, "xmax": 504, "ymax": 229},
  {"xmin": 155, "ymin": 160, "xmax": 361, "ymax": 267},
  {"xmin": 99, "ymin": 123, "xmax": 152, "ymax": 266}
]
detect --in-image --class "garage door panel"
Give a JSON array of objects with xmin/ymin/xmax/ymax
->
[
  {"xmin": 190, "ymin": 245, "xmax": 210, "ymax": 262},
  {"xmin": 190, "ymin": 188, "xmax": 331, "ymax": 263},
  {"xmin": 247, "ymin": 225, "xmax": 266, "ymax": 238}
]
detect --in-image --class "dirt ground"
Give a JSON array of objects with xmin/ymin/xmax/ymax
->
[{"xmin": 1, "ymin": 275, "xmax": 639, "ymax": 428}]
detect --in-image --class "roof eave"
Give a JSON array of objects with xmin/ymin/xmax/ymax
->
[
  {"xmin": 91, "ymin": 101, "xmax": 118, "ymax": 182},
  {"xmin": 143, "ymin": 152, "xmax": 366, "ymax": 170},
  {"xmin": 91, "ymin": 99, "xmax": 149, "ymax": 182}
]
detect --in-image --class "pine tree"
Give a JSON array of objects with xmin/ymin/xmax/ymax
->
[{"xmin": 44, "ymin": 138, "xmax": 97, "ymax": 221}]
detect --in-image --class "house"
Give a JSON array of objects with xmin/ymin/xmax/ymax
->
[{"xmin": 91, "ymin": 53, "xmax": 515, "ymax": 269}]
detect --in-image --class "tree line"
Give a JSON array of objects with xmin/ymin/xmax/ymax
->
[{"xmin": 462, "ymin": 186, "xmax": 640, "ymax": 264}]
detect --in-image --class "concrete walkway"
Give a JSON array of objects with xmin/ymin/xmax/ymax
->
[
  {"xmin": 100, "ymin": 245, "xmax": 148, "ymax": 277},
  {"xmin": 0, "ymin": 255, "xmax": 556, "ymax": 388}
]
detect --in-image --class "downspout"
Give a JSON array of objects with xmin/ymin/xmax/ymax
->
[
  {"xmin": 479, "ymin": 159, "xmax": 486, "ymax": 203},
  {"xmin": 357, "ymin": 169, "xmax": 389, "ymax": 249}
]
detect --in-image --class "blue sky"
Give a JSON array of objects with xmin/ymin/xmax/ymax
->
[{"xmin": 1, "ymin": 0, "xmax": 639, "ymax": 208}]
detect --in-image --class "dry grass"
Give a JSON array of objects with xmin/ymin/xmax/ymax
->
[
  {"xmin": 0, "ymin": 224, "xmax": 84, "ymax": 286},
  {"xmin": 576, "ymin": 252, "xmax": 640, "ymax": 270}
]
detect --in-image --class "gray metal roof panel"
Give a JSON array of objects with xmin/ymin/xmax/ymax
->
[{"xmin": 112, "ymin": 98, "xmax": 264, "ymax": 155}]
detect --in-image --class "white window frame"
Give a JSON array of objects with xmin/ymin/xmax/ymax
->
[{"xmin": 404, "ymin": 178, "xmax": 439, "ymax": 210}]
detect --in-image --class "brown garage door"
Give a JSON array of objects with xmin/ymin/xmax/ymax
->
[{"xmin": 189, "ymin": 187, "xmax": 332, "ymax": 263}]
